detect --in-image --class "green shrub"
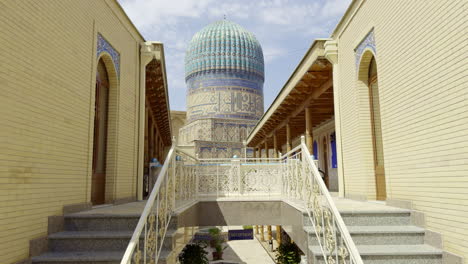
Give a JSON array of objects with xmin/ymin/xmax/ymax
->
[
  {"xmin": 242, "ymin": 225, "xmax": 253, "ymax": 229},
  {"xmin": 178, "ymin": 243, "xmax": 209, "ymax": 264},
  {"xmin": 275, "ymin": 241, "xmax": 301, "ymax": 264}
]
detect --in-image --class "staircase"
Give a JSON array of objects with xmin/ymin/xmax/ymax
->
[
  {"xmin": 31, "ymin": 209, "xmax": 180, "ymax": 264},
  {"xmin": 304, "ymin": 200, "xmax": 443, "ymax": 264}
]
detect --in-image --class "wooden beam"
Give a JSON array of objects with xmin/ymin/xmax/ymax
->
[
  {"xmin": 274, "ymin": 77, "xmax": 333, "ymax": 133},
  {"xmin": 305, "ymin": 107, "xmax": 313, "ymax": 153}
]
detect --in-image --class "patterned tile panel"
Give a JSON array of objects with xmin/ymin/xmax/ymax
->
[
  {"xmin": 355, "ymin": 29, "xmax": 376, "ymax": 68},
  {"xmin": 97, "ymin": 33, "xmax": 120, "ymax": 77}
]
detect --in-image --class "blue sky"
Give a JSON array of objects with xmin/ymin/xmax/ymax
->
[{"xmin": 118, "ymin": 0, "xmax": 352, "ymax": 111}]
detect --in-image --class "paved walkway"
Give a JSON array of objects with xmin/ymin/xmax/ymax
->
[{"xmin": 208, "ymin": 227, "xmax": 274, "ymax": 264}]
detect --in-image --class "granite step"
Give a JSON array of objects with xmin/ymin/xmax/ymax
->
[
  {"xmin": 303, "ymin": 209, "xmax": 412, "ymax": 227},
  {"xmin": 304, "ymin": 225, "xmax": 425, "ymax": 245},
  {"xmin": 48, "ymin": 229, "xmax": 178, "ymax": 252},
  {"xmin": 31, "ymin": 251, "xmax": 123, "ymax": 264},
  {"xmin": 48, "ymin": 231, "xmax": 135, "ymax": 252},
  {"xmin": 308, "ymin": 244, "xmax": 443, "ymax": 264},
  {"xmin": 157, "ymin": 250, "xmax": 172, "ymax": 264},
  {"xmin": 64, "ymin": 214, "xmax": 140, "ymax": 231}
]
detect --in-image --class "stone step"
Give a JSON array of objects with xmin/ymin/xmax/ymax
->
[
  {"xmin": 308, "ymin": 244, "xmax": 443, "ymax": 264},
  {"xmin": 303, "ymin": 209, "xmax": 412, "ymax": 227},
  {"xmin": 48, "ymin": 231, "xmax": 135, "ymax": 252},
  {"xmin": 48, "ymin": 229, "xmax": 178, "ymax": 252},
  {"xmin": 304, "ymin": 225, "xmax": 425, "ymax": 245},
  {"xmin": 157, "ymin": 250, "xmax": 172, "ymax": 264},
  {"xmin": 31, "ymin": 251, "xmax": 123, "ymax": 264},
  {"xmin": 64, "ymin": 214, "xmax": 140, "ymax": 231}
]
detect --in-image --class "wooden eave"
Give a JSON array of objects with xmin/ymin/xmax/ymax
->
[
  {"xmin": 247, "ymin": 39, "xmax": 334, "ymax": 149},
  {"xmin": 145, "ymin": 51, "xmax": 172, "ymax": 146}
]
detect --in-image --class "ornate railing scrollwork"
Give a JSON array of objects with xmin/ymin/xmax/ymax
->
[
  {"xmin": 122, "ymin": 138, "xmax": 362, "ymax": 264},
  {"xmin": 282, "ymin": 136, "xmax": 363, "ymax": 264},
  {"xmin": 121, "ymin": 145, "xmax": 198, "ymax": 264}
]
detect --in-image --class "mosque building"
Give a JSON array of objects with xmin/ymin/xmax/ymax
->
[
  {"xmin": 178, "ymin": 20, "xmax": 264, "ymax": 158},
  {"xmin": 1, "ymin": 1, "xmax": 467, "ymax": 263}
]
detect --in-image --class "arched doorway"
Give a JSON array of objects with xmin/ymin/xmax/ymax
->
[
  {"xmin": 367, "ymin": 56, "xmax": 386, "ymax": 200},
  {"xmin": 91, "ymin": 59, "xmax": 110, "ymax": 205}
]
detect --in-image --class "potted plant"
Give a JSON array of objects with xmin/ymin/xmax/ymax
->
[
  {"xmin": 208, "ymin": 227, "xmax": 221, "ymax": 248},
  {"xmin": 208, "ymin": 227, "xmax": 228, "ymax": 260},
  {"xmin": 275, "ymin": 241, "xmax": 301, "ymax": 264},
  {"xmin": 178, "ymin": 243, "xmax": 209, "ymax": 264},
  {"xmin": 212, "ymin": 239, "xmax": 228, "ymax": 260}
]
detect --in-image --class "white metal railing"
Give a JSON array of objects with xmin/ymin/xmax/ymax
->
[
  {"xmin": 121, "ymin": 137, "xmax": 362, "ymax": 264},
  {"xmin": 121, "ymin": 144, "xmax": 197, "ymax": 264},
  {"xmin": 197, "ymin": 157, "xmax": 282, "ymax": 198},
  {"xmin": 292, "ymin": 136, "xmax": 363, "ymax": 264}
]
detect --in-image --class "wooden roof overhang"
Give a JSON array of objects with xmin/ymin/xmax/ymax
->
[
  {"xmin": 145, "ymin": 46, "xmax": 172, "ymax": 146},
  {"xmin": 246, "ymin": 39, "xmax": 334, "ymax": 149}
]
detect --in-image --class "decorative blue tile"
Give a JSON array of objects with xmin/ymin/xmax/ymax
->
[
  {"xmin": 97, "ymin": 33, "xmax": 120, "ymax": 77},
  {"xmin": 355, "ymin": 29, "xmax": 376, "ymax": 68}
]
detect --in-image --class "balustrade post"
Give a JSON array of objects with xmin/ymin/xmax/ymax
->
[
  {"xmin": 243, "ymin": 140, "xmax": 247, "ymax": 161},
  {"xmin": 172, "ymin": 137, "xmax": 176, "ymax": 209},
  {"xmin": 301, "ymin": 136, "xmax": 307, "ymax": 200},
  {"xmin": 195, "ymin": 154, "xmax": 199, "ymax": 199},
  {"xmin": 216, "ymin": 163, "xmax": 219, "ymax": 198},
  {"xmin": 232, "ymin": 158, "xmax": 241, "ymax": 195}
]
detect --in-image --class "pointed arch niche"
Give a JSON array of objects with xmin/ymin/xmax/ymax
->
[
  {"xmin": 356, "ymin": 31, "xmax": 387, "ymax": 200},
  {"xmin": 91, "ymin": 33, "xmax": 120, "ymax": 204}
]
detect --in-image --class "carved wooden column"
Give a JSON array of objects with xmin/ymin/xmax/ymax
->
[
  {"xmin": 260, "ymin": 225, "xmax": 265, "ymax": 241},
  {"xmin": 273, "ymin": 132, "xmax": 279, "ymax": 158},
  {"xmin": 255, "ymin": 225, "xmax": 259, "ymax": 234},
  {"xmin": 144, "ymin": 107, "xmax": 149, "ymax": 166},
  {"xmin": 276, "ymin": 225, "xmax": 281, "ymax": 243},
  {"xmin": 286, "ymin": 123, "xmax": 292, "ymax": 152},
  {"xmin": 267, "ymin": 225, "xmax": 272, "ymax": 240},
  {"xmin": 305, "ymin": 107, "xmax": 313, "ymax": 153},
  {"xmin": 258, "ymin": 146, "xmax": 261, "ymax": 160},
  {"xmin": 264, "ymin": 140, "xmax": 269, "ymax": 159}
]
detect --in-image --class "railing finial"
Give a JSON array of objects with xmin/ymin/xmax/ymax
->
[{"xmin": 300, "ymin": 135, "xmax": 305, "ymax": 145}]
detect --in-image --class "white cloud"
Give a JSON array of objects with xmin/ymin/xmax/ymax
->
[
  {"xmin": 263, "ymin": 46, "xmax": 287, "ymax": 63},
  {"xmin": 120, "ymin": 0, "xmax": 215, "ymax": 30},
  {"xmin": 321, "ymin": 0, "xmax": 352, "ymax": 18}
]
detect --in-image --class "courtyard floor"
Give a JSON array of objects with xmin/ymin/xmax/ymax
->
[{"xmin": 206, "ymin": 227, "xmax": 275, "ymax": 264}]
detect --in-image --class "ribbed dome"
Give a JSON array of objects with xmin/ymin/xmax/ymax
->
[{"xmin": 185, "ymin": 20, "xmax": 264, "ymax": 81}]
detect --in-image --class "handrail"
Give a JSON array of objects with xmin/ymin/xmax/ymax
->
[
  {"xmin": 175, "ymin": 147, "xmax": 197, "ymax": 160},
  {"xmin": 280, "ymin": 144, "xmax": 302, "ymax": 159},
  {"xmin": 198, "ymin": 157, "xmax": 282, "ymax": 161},
  {"xmin": 298, "ymin": 137, "xmax": 363, "ymax": 264},
  {"xmin": 121, "ymin": 144, "xmax": 176, "ymax": 264},
  {"xmin": 121, "ymin": 138, "xmax": 362, "ymax": 263}
]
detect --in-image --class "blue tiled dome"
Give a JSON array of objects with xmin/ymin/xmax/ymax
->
[{"xmin": 185, "ymin": 20, "xmax": 264, "ymax": 81}]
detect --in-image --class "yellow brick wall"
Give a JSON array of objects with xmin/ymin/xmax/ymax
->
[
  {"xmin": 335, "ymin": 0, "xmax": 467, "ymax": 258},
  {"xmin": 0, "ymin": 1, "xmax": 144, "ymax": 262}
]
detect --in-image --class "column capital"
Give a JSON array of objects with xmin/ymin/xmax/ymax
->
[
  {"xmin": 140, "ymin": 41, "xmax": 162, "ymax": 66},
  {"xmin": 324, "ymin": 40, "xmax": 338, "ymax": 65}
]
